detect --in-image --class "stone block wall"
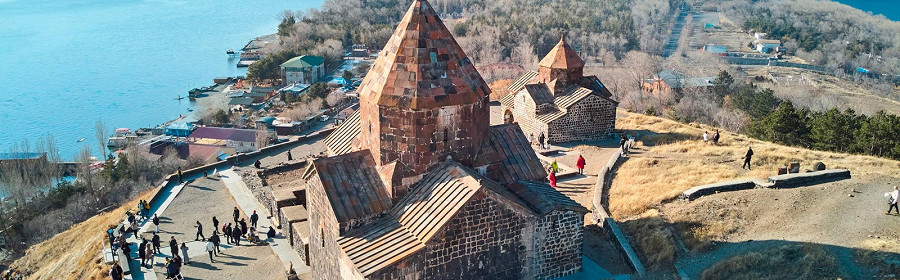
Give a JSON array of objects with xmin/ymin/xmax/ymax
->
[
  {"xmin": 548, "ymin": 95, "xmax": 616, "ymax": 143},
  {"xmin": 423, "ymin": 193, "xmax": 529, "ymax": 280},
  {"xmin": 365, "ymin": 250, "xmax": 427, "ymax": 280},
  {"xmin": 307, "ymin": 175, "xmax": 342, "ymax": 280},
  {"xmin": 531, "ymin": 210, "xmax": 584, "ymax": 280}
]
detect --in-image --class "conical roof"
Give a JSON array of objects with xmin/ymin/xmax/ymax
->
[
  {"xmin": 357, "ymin": 0, "xmax": 489, "ymax": 109},
  {"xmin": 538, "ymin": 36, "xmax": 584, "ymax": 69}
]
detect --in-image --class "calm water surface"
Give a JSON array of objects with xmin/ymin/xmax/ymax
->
[
  {"xmin": 833, "ymin": 0, "xmax": 900, "ymax": 21},
  {"xmin": 0, "ymin": 0, "xmax": 323, "ymax": 158}
]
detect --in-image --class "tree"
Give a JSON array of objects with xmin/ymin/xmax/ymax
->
[
  {"xmin": 749, "ymin": 102, "xmax": 810, "ymax": 146},
  {"xmin": 307, "ymin": 82, "xmax": 330, "ymax": 99},
  {"xmin": 255, "ymin": 127, "xmax": 271, "ymax": 150},
  {"xmin": 809, "ymin": 108, "xmax": 857, "ymax": 153},
  {"xmin": 712, "ymin": 70, "xmax": 735, "ymax": 102},
  {"xmin": 342, "ymin": 70, "xmax": 353, "ymax": 82},
  {"xmin": 95, "ymin": 121, "xmax": 108, "ymax": 159},
  {"xmin": 731, "ymin": 87, "xmax": 780, "ymax": 120},
  {"xmin": 854, "ymin": 111, "xmax": 900, "ymax": 158}
]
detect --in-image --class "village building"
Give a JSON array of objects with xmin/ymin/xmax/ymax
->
[
  {"xmin": 642, "ymin": 69, "xmax": 715, "ymax": 95},
  {"xmin": 281, "ymin": 55, "xmax": 326, "ymax": 86},
  {"xmin": 500, "ymin": 37, "xmax": 618, "ymax": 143},
  {"xmin": 303, "ymin": 1, "xmax": 589, "ymax": 279},
  {"xmin": 187, "ymin": 126, "xmax": 266, "ymax": 153}
]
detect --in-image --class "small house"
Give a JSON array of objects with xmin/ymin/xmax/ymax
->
[
  {"xmin": 280, "ymin": 55, "xmax": 325, "ymax": 86},
  {"xmin": 755, "ymin": 39, "xmax": 781, "ymax": 53},
  {"xmin": 164, "ymin": 122, "xmax": 195, "ymax": 137},
  {"xmin": 188, "ymin": 127, "xmax": 266, "ymax": 152}
]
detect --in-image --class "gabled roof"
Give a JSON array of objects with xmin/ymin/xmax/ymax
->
[
  {"xmin": 337, "ymin": 219, "xmax": 424, "ymax": 276},
  {"xmin": 474, "ymin": 124, "xmax": 547, "ymax": 185},
  {"xmin": 311, "ymin": 150, "xmax": 392, "ymax": 224},
  {"xmin": 523, "ymin": 84, "xmax": 554, "ymax": 105},
  {"xmin": 281, "ymin": 55, "xmax": 324, "ymax": 69},
  {"xmin": 324, "ymin": 109, "xmax": 361, "ymax": 156},
  {"xmin": 356, "ymin": 0, "xmax": 489, "ymax": 109},
  {"xmin": 189, "ymin": 127, "xmax": 257, "ymax": 142},
  {"xmin": 539, "ymin": 36, "xmax": 584, "ymax": 69},
  {"xmin": 228, "ymin": 97, "xmax": 255, "ymax": 106},
  {"xmin": 507, "ymin": 180, "xmax": 589, "ymax": 214},
  {"xmin": 506, "ymin": 71, "xmax": 538, "ymax": 96}
]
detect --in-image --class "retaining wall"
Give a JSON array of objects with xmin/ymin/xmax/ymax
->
[
  {"xmin": 679, "ymin": 169, "xmax": 852, "ymax": 201},
  {"xmin": 679, "ymin": 179, "xmax": 757, "ymax": 201}
]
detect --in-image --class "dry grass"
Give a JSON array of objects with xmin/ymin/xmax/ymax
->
[
  {"xmin": 854, "ymin": 238, "xmax": 900, "ymax": 275},
  {"xmin": 619, "ymin": 210, "xmax": 676, "ymax": 271},
  {"xmin": 9, "ymin": 191, "xmax": 152, "ymax": 280},
  {"xmin": 700, "ymin": 244, "xmax": 844, "ymax": 280},
  {"xmin": 610, "ymin": 110, "xmax": 900, "ymax": 220}
]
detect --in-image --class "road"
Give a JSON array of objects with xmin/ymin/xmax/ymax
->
[{"xmin": 662, "ymin": 2, "xmax": 689, "ymax": 58}]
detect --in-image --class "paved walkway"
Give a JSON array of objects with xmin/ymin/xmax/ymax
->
[{"xmin": 220, "ymin": 168, "xmax": 310, "ymax": 275}]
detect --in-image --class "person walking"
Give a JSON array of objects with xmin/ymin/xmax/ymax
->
[
  {"xmin": 138, "ymin": 240, "xmax": 147, "ymax": 267},
  {"xmin": 703, "ymin": 131, "xmax": 709, "ymax": 144},
  {"xmin": 138, "ymin": 201, "xmax": 145, "ymax": 220},
  {"xmin": 742, "ymin": 147, "xmax": 754, "ymax": 170},
  {"xmin": 165, "ymin": 257, "xmax": 178, "ymax": 279},
  {"xmin": 144, "ymin": 200, "xmax": 151, "ymax": 219},
  {"xmin": 169, "ymin": 237, "xmax": 179, "ymax": 258},
  {"xmin": 620, "ymin": 137, "xmax": 627, "ymax": 153},
  {"xmin": 543, "ymin": 134, "xmax": 550, "ymax": 150},
  {"xmin": 233, "ymin": 207, "xmax": 240, "ymax": 223},
  {"xmin": 713, "ymin": 129, "xmax": 720, "ymax": 145},
  {"xmin": 144, "ymin": 241, "xmax": 154, "ymax": 268},
  {"xmin": 122, "ymin": 241, "xmax": 131, "ymax": 261},
  {"xmin": 548, "ymin": 170, "xmax": 557, "ymax": 188},
  {"xmin": 528, "ymin": 133, "xmax": 535, "ymax": 146},
  {"xmin": 195, "ymin": 221, "xmax": 205, "ymax": 241},
  {"xmin": 250, "ymin": 211, "xmax": 259, "ymax": 229},
  {"xmin": 153, "ymin": 214, "xmax": 160, "ymax": 233},
  {"xmin": 179, "ymin": 242, "xmax": 190, "ymax": 265},
  {"xmin": 212, "ymin": 216, "xmax": 219, "ymax": 235},
  {"xmin": 177, "ymin": 167, "xmax": 183, "ymax": 183},
  {"xmin": 538, "ymin": 133, "xmax": 545, "ymax": 150},
  {"xmin": 109, "ymin": 262, "xmax": 124, "ymax": 280},
  {"xmin": 254, "ymin": 160, "xmax": 261, "ymax": 169},
  {"xmin": 232, "ymin": 225, "xmax": 242, "ymax": 246},
  {"xmin": 239, "ymin": 219, "xmax": 248, "ymax": 238},
  {"xmin": 887, "ymin": 186, "xmax": 900, "ymax": 215},
  {"xmin": 224, "ymin": 224, "xmax": 233, "ymax": 244},
  {"xmin": 209, "ymin": 233, "xmax": 220, "ymax": 255},
  {"xmin": 576, "ymin": 155, "xmax": 586, "ymax": 174},
  {"xmin": 206, "ymin": 240, "xmax": 215, "ymax": 263},
  {"xmin": 287, "ymin": 150, "xmax": 293, "ymax": 161},
  {"xmin": 130, "ymin": 219, "xmax": 139, "ymax": 236},
  {"xmin": 152, "ymin": 233, "xmax": 161, "ymax": 254},
  {"xmin": 550, "ymin": 160, "xmax": 559, "ymax": 173}
]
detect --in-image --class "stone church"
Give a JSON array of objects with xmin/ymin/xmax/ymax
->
[
  {"xmin": 306, "ymin": 0, "xmax": 588, "ymax": 279},
  {"xmin": 500, "ymin": 37, "xmax": 618, "ymax": 143}
]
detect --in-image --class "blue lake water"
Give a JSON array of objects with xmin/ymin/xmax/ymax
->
[
  {"xmin": 834, "ymin": 0, "xmax": 900, "ymax": 21},
  {"xmin": 0, "ymin": 0, "xmax": 323, "ymax": 159}
]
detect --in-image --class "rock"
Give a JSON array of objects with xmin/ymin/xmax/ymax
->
[
  {"xmin": 848, "ymin": 194, "xmax": 854, "ymax": 197},
  {"xmin": 813, "ymin": 161, "xmax": 826, "ymax": 171}
]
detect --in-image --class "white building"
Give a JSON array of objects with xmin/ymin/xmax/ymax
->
[{"xmin": 280, "ymin": 55, "xmax": 326, "ymax": 86}]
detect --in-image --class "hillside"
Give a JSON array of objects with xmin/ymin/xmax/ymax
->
[
  {"xmin": 609, "ymin": 110, "xmax": 900, "ymax": 277},
  {"xmin": 6, "ymin": 192, "xmax": 150, "ymax": 280}
]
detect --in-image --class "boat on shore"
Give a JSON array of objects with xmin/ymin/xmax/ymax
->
[{"xmin": 227, "ymin": 48, "xmax": 236, "ymax": 55}]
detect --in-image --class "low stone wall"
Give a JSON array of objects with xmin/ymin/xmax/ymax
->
[
  {"xmin": 768, "ymin": 169, "xmax": 851, "ymax": 189},
  {"xmin": 591, "ymin": 137, "xmax": 632, "ymax": 224},
  {"xmin": 679, "ymin": 179, "xmax": 757, "ymax": 201},
  {"xmin": 601, "ymin": 215, "xmax": 646, "ymax": 277}
]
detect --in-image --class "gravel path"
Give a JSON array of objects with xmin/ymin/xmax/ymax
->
[{"xmin": 154, "ymin": 244, "xmax": 287, "ymax": 280}]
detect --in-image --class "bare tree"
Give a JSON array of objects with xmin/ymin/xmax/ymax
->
[
  {"xmin": 94, "ymin": 121, "xmax": 108, "ymax": 159},
  {"xmin": 255, "ymin": 127, "xmax": 271, "ymax": 150}
]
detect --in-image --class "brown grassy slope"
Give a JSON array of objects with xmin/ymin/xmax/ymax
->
[
  {"xmin": 610, "ymin": 110, "xmax": 900, "ymax": 220},
  {"xmin": 700, "ymin": 244, "xmax": 844, "ymax": 280},
  {"xmin": 9, "ymin": 191, "xmax": 151, "ymax": 280}
]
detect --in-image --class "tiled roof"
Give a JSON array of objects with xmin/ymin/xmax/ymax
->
[
  {"xmin": 356, "ymin": 0, "xmax": 489, "ymax": 109},
  {"xmin": 538, "ymin": 36, "xmax": 584, "ymax": 69},
  {"xmin": 337, "ymin": 219, "xmax": 425, "ymax": 276},
  {"xmin": 506, "ymin": 71, "xmax": 538, "ymax": 96},
  {"xmin": 324, "ymin": 110, "xmax": 360, "ymax": 156},
  {"xmin": 311, "ymin": 150, "xmax": 392, "ymax": 224},
  {"xmin": 524, "ymin": 84, "xmax": 554, "ymax": 105},
  {"xmin": 554, "ymin": 86, "xmax": 593, "ymax": 109},
  {"xmin": 508, "ymin": 180, "xmax": 589, "ymax": 214},
  {"xmin": 281, "ymin": 55, "xmax": 324, "ymax": 69},
  {"xmin": 475, "ymin": 124, "xmax": 547, "ymax": 185}
]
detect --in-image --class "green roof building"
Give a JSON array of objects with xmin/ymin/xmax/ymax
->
[{"xmin": 281, "ymin": 55, "xmax": 326, "ymax": 86}]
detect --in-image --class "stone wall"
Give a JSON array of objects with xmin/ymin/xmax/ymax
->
[
  {"xmin": 364, "ymin": 250, "xmax": 427, "ymax": 280},
  {"xmin": 547, "ymin": 95, "xmax": 616, "ymax": 143},
  {"xmin": 422, "ymin": 193, "xmax": 529, "ymax": 280},
  {"xmin": 531, "ymin": 210, "xmax": 583, "ymax": 280},
  {"xmin": 307, "ymin": 175, "xmax": 342, "ymax": 280}
]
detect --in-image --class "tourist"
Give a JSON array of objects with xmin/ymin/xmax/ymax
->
[
  {"xmin": 224, "ymin": 224, "xmax": 233, "ymax": 244},
  {"xmin": 127, "ymin": 212, "xmax": 135, "ymax": 225},
  {"xmin": 548, "ymin": 170, "xmax": 557, "ymax": 188},
  {"xmin": 267, "ymin": 226, "xmax": 276, "ymax": 240},
  {"xmin": 130, "ymin": 219, "xmax": 139, "ymax": 236},
  {"xmin": 195, "ymin": 221, "xmax": 205, "ymax": 241},
  {"xmin": 144, "ymin": 200, "xmax": 151, "ymax": 219},
  {"xmin": 165, "ymin": 257, "xmax": 178, "ymax": 279},
  {"xmin": 528, "ymin": 133, "xmax": 535, "ymax": 146},
  {"xmin": 209, "ymin": 233, "xmax": 220, "ymax": 255},
  {"xmin": 109, "ymin": 262, "xmax": 124, "ymax": 280},
  {"xmin": 206, "ymin": 240, "xmax": 215, "ymax": 263},
  {"xmin": 232, "ymin": 225, "xmax": 242, "ymax": 246},
  {"xmin": 887, "ymin": 186, "xmax": 900, "ymax": 215},
  {"xmin": 703, "ymin": 131, "xmax": 709, "ymax": 144},
  {"xmin": 254, "ymin": 160, "xmax": 261, "ymax": 169},
  {"xmin": 138, "ymin": 201, "xmax": 145, "ymax": 220},
  {"xmin": 287, "ymin": 150, "xmax": 293, "ymax": 161},
  {"xmin": 538, "ymin": 133, "xmax": 546, "ymax": 149},
  {"xmin": 742, "ymin": 147, "xmax": 754, "ymax": 170},
  {"xmin": 138, "ymin": 240, "xmax": 147, "ymax": 266},
  {"xmin": 550, "ymin": 159, "xmax": 559, "ymax": 173},
  {"xmin": 239, "ymin": 218, "xmax": 248, "ymax": 238},
  {"xmin": 212, "ymin": 216, "xmax": 219, "ymax": 235},
  {"xmin": 576, "ymin": 155, "xmax": 586, "ymax": 174},
  {"xmin": 107, "ymin": 228, "xmax": 116, "ymax": 251},
  {"xmin": 203, "ymin": 171, "xmax": 208, "ymax": 178},
  {"xmin": 169, "ymin": 237, "xmax": 179, "ymax": 257},
  {"xmin": 177, "ymin": 167, "xmax": 183, "ymax": 183},
  {"xmin": 619, "ymin": 137, "xmax": 627, "ymax": 154},
  {"xmin": 233, "ymin": 207, "xmax": 240, "ymax": 223},
  {"xmin": 152, "ymin": 233, "xmax": 161, "ymax": 254},
  {"xmin": 713, "ymin": 129, "xmax": 720, "ymax": 145},
  {"xmin": 153, "ymin": 214, "xmax": 160, "ymax": 233},
  {"xmin": 250, "ymin": 210, "xmax": 259, "ymax": 228},
  {"xmin": 144, "ymin": 242, "xmax": 154, "ymax": 268},
  {"xmin": 122, "ymin": 241, "xmax": 131, "ymax": 261},
  {"xmin": 179, "ymin": 242, "xmax": 190, "ymax": 265}
]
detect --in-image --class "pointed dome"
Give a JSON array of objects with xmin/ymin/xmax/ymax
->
[
  {"xmin": 538, "ymin": 36, "xmax": 584, "ymax": 69},
  {"xmin": 357, "ymin": 0, "xmax": 490, "ymax": 109}
]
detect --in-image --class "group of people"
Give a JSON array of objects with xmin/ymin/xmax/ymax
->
[
  {"xmin": 702, "ymin": 130, "xmax": 721, "ymax": 145},
  {"xmin": 529, "ymin": 133, "xmax": 551, "ymax": 150}
]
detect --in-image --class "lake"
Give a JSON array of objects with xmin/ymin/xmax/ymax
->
[
  {"xmin": 834, "ymin": 0, "xmax": 900, "ymax": 21},
  {"xmin": 0, "ymin": 0, "xmax": 324, "ymax": 159}
]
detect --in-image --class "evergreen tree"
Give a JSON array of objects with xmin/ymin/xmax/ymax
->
[
  {"xmin": 749, "ymin": 102, "xmax": 810, "ymax": 146},
  {"xmin": 809, "ymin": 108, "xmax": 857, "ymax": 153}
]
